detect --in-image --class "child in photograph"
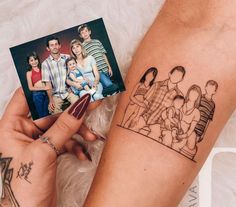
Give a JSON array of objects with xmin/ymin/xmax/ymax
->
[
  {"xmin": 66, "ymin": 57, "xmax": 96, "ymax": 96},
  {"xmin": 26, "ymin": 52, "xmax": 50, "ymax": 118},
  {"xmin": 78, "ymin": 24, "xmax": 114, "ymax": 89},
  {"xmin": 161, "ymin": 95, "xmax": 185, "ymax": 146}
]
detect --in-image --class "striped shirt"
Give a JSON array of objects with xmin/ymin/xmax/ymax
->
[
  {"xmin": 41, "ymin": 54, "xmax": 69, "ymax": 99},
  {"xmin": 82, "ymin": 39, "xmax": 108, "ymax": 73},
  {"xmin": 194, "ymin": 95, "xmax": 215, "ymax": 137}
]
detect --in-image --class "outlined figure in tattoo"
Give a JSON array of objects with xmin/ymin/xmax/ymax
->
[
  {"xmin": 118, "ymin": 66, "xmax": 218, "ymax": 161},
  {"xmin": 137, "ymin": 66, "xmax": 185, "ymax": 139},
  {"xmin": 172, "ymin": 85, "xmax": 202, "ymax": 159},
  {"xmin": 121, "ymin": 67, "xmax": 158, "ymax": 129},
  {"xmin": 194, "ymin": 80, "xmax": 218, "ymax": 142},
  {"xmin": 160, "ymin": 95, "xmax": 185, "ymax": 147},
  {"xmin": 0, "ymin": 153, "xmax": 20, "ymax": 207},
  {"xmin": 16, "ymin": 161, "xmax": 34, "ymax": 184}
]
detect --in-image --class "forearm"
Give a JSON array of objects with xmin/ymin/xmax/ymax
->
[
  {"xmin": 103, "ymin": 54, "xmax": 111, "ymax": 68},
  {"xmin": 85, "ymin": 1, "xmax": 236, "ymax": 206},
  {"xmin": 29, "ymin": 86, "xmax": 47, "ymax": 91},
  {"xmin": 66, "ymin": 78, "xmax": 76, "ymax": 87},
  {"xmin": 44, "ymin": 82, "xmax": 53, "ymax": 101},
  {"xmin": 93, "ymin": 69, "xmax": 100, "ymax": 85}
]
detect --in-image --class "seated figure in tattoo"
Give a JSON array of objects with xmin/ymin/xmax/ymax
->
[
  {"xmin": 160, "ymin": 95, "xmax": 185, "ymax": 147},
  {"xmin": 172, "ymin": 85, "xmax": 201, "ymax": 159},
  {"xmin": 121, "ymin": 67, "xmax": 158, "ymax": 129},
  {"xmin": 194, "ymin": 80, "xmax": 218, "ymax": 142}
]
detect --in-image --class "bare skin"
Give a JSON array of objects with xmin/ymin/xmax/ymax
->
[
  {"xmin": 84, "ymin": 1, "xmax": 236, "ymax": 207},
  {"xmin": 0, "ymin": 88, "xmax": 98, "ymax": 207}
]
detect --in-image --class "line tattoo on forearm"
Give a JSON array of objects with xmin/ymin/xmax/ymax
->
[
  {"xmin": 0, "ymin": 153, "xmax": 20, "ymax": 207},
  {"xmin": 16, "ymin": 161, "xmax": 34, "ymax": 184},
  {"xmin": 118, "ymin": 66, "xmax": 218, "ymax": 161}
]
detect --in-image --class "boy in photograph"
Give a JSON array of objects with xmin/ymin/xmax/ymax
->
[
  {"xmin": 78, "ymin": 24, "xmax": 119, "ymax": 95},
  {"xmin": 41, "ymin": 36, "xmax": 79, "ymax": 114}
]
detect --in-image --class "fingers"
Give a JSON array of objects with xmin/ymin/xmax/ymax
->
[
  {"xmin": 32, "ymin": 98, "xmax": 101, "ymax": 138},
  {"xmin": 64, "ymin": 139, "xmax": 92, "ymax": 161},
  {"xmin": 3, "ymin": 87, "xmax": 29, "ymax": 118},
  {"xmin": 33, "ymin": 115, "xmax": 98, "ymax": 141},
  {"xmin": 33, "ymin": 114, "xmax": 60, "ymax": 133},
  {"xmin": 87, "ymin": 99, "xmax": 102, "ymax": 111},
  {"xmin": 35, "ymin": 94, "xmax": 91, "ymax": 154},
  {"xmin": 48, "ymin": 102, "xmax": 55, "ymax": 113},
  {"xmin": 78, "ymin": 124, "xmax": 97, "ymax": 141}
]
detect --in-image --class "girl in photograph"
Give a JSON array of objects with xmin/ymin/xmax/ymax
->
[
  {"xmin": 69, "ymin": 39, "xmax": 103, "ymax": 101},
  {"xmin": 26, "ymin": 52, "xmax": 50, "ymax": 118},
  {"xmin": 120, "ymin": 67, "xmax": 158, "ymax": 129}
]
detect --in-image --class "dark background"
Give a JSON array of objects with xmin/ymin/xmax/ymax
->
[{"xmin": 10, "ymin": 18, "xmax": 125, "ymax": 120}]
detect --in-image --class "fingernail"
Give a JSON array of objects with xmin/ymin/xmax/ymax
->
[
  {"xmin": 90, "ymin": 128, "xmax": 106, "ymax": 142},
  {"xmin": 83, "ymin": 149, "xmax": 92, "ymax": 162},
  {"xmin": 97, "ymin": 136, "xmax": 106, "ymax": 142},
  {"xmin": 80, "ymin": 143, "xmax": 93, "ymax": 162},
  {"xmin": 68, "ymin": 94, "xmax": 91, "ymax": 119}
]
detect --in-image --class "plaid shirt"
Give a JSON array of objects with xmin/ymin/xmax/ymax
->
[
  {"xmin": 143, "ymin": 79, "xmax": 182, "ymax": 125},
  {"xmin": 41, "ymin": 54, "xmax": 69, "ymax": 99}
]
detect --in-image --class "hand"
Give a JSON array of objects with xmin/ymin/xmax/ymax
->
[
  {"xmin": 178, "ymin": 133, "xmax": 188, "ymax": 140},
  {"xmin": 74, "ymin": 82, "xmax": 83, "ymax": 90},
  {"xmin": 108, "ymin": 66, "xmax": 113, "ymax": 77},
  {"xmin": 44, "ymin": 84, "xmax": 51, "ymax": 90},
  {"xmin": 171, "ymin": 129, "xmax": 178, "ymax": 139},
  {"xmin": 144, "ymin": 100, "xmax": 149, "ymax": 108},
  {"xmin": 92, "ymin": 84, "xmax": 98, "ymax": 90},
  {"xmin": 0, "ymin": 88, "xmax": 98, "ymax": 207},
  {"xmin": 76, "ymin": 79, "xmax": 84, "ymax": 84},
  {"xmin": 48, "ymin": 100, "xmax": 55, "ymax": 113},
  {"xmin": 84, "ymin": 77, "xmax": 91, "ymax": 84}
]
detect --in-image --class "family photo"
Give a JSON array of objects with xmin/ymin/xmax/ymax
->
[
  {"xmin": 10, "ymin": 18, "xmax": 125, "ymax": 120},
  {"xmin": 120, "ymin": 66, "xmax": 218, "ymax": 160}
]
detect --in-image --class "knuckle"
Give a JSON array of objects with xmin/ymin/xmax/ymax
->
[
  {"xmin": 32, "ymin": 144, "xmax": 56, "ymax": 161},
  {"xmin": 85, "ymin": 133, "xmax": 97, "ymax": 141},
  {"xmin": 54, "ymin": 117, "xmax": 73, "ymax": 135}
]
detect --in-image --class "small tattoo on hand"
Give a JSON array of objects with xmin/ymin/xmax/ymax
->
[{"xmin": 16, "ymin": 161, "xmax": 34, "ymax": 184}]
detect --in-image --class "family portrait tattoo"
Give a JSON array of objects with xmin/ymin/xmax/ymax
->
[
  {"xmin": 16, "ymin": 161, "xmax": 33, "ymax": 184},
  {"xmin": 118, "ymin": 66, "xmax": 218, "ymax": 161},
  {"xmin": 0, "ymin": 153, "xmax": 20, "ymax": 207}
]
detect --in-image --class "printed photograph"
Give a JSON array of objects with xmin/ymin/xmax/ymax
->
[{"xmin": 10, "ymin": 18, "xmax": 125, "ymax": 120}]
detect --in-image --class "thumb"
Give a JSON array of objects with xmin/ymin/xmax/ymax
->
[{"xmin": 34, "ymin": 94, "xmax": 91, "ymax": 156}]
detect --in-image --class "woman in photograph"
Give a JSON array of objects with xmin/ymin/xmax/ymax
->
[
  {"xmin": 120, "ymin": 67, "xmax": 158, "ymax": 129},
  {"xmin": 172, "ymin": 85, "xmax": 202, "ymax": 159},
  {"xmin": 69, "ymin": 39, "xmax": 103, "ymax": 101},
  {"xmin": 26, "ymin": 52, "xmax": 50, "ymax": 118}
]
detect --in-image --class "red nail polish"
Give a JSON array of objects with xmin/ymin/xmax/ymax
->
[{"xmin": 68, "ymin": 94, "xmax": 91, "ymax": 119}]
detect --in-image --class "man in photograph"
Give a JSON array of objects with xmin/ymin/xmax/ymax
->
[{"xmin": 41, "ymin": 36, "xmax": 79, "ymax": 114}]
